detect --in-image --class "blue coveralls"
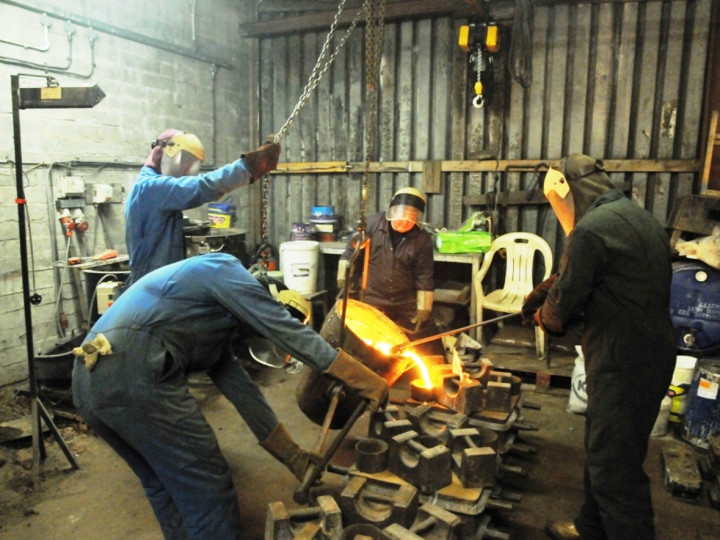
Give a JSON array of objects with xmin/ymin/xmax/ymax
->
[
  {"xmin": 540, "ymin": 190, "xmax": 676, "ymax": 539},
  {"xmin": 124, "ymin": 160, "xmax": 253, "ymax": 288},
  {"xmin": 72, "ymin": 253, "xmax": 338, "ymax": 540}
]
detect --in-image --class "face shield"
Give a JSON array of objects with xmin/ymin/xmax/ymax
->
[
  {"xmin": 543, "ymin": 167, "xmax": 576, "ymax": 236},
  {"xmin": 385, "ymin": 188, "xmax": 426, "ymax": 233},
  {"xmin": 157, "ymin": 132, "xmax": 205, "ymax": 177}
]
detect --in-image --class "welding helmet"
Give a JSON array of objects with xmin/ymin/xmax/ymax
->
[
  {"xmin": 157, "ymin": 132, "xmax": 205, "ymax": 177},
  {"xmin": 386, "ymin": 187, "xmax": 426, "ymax": 233},
  {"xmin": 543, "ymin": 154, "xmax": 615, "ymax": 235}
]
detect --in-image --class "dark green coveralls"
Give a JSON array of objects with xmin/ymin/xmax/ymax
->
[{"xmin": 540, "ymin": 189, "xmax": 675, "ymax": 539}]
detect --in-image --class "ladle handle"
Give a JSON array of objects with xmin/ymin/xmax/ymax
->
[{"xmin": 293, "ymin": 398, "xmax": 369, "ymax": 505}]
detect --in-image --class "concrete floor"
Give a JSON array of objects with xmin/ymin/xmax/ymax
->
[{"xmin": 1, "ymin": 337, "xmax": 720, "ymax": 539}]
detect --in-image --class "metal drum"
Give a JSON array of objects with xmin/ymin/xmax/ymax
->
[
  {"xmin": 296, "ymin": 299, "xmax": 415, "ymax": 428},
  {"xmin": 682, "ymin": 358, "xmax": 720, "ymax": 449}
]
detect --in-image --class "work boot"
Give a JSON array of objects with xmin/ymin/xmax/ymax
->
[
  {"xmin": 545, "ymin": 520, "xmax": 581, "ymax": 539},
  {"xmin": 260, "ymin": 422, "xmax": 316, "ymax": 482},
  {"xmin": 242, "ymin": 139, "xmax": 281, "ymax": 181}
]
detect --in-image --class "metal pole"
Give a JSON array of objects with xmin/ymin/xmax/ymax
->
[{"xmin": 11, "ymin": 74, "xmax": 79, "ymax": 470}]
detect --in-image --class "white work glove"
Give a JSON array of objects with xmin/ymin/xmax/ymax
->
[{"xmin": 337, "ymin": 258, "xmax": 349, "ymax": 290}]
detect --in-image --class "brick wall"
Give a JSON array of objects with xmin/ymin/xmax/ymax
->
[{"xmin": 0, "ymin": 0, "xmax": 254, "ymax": 386}]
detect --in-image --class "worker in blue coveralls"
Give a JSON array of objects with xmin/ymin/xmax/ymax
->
[
  {"xmin": 72, "ymin": 252, "xmax": 388, "ymax": 540},
  {"xmin": 123, "ymin": 128, "xmax": 281, "ymax": 289},
  {"xmin": 521, "ymin": 154, "xmax": 675, "ymax": 540}
]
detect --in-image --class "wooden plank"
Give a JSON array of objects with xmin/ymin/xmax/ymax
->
[
  {"xmin": 271, "ymin": 158, "xmax": 701, "ymax": 174},
  {"xmin": 701, "ymin": 110, "xmax": 719, "ymax": 192},
  {"xmin": 240, "ymin": 0, "xmax": 473, "ymax": 38},
  {"xmin": 463, "ymin": 181, "xmax": 634, "ymax": 207},
  {"xmin": 422, "ymin": 160, "xmax": 443, "ymax": 194}
]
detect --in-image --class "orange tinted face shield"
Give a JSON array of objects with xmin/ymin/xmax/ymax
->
[{"xmin": 543, "ymin": 168, "xmax": 576, "ymax": 235}]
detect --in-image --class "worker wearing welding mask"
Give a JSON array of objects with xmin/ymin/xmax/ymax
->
[
  {"xmin": 72, "ymin": 252, "xmax": 388, "ymax": 540},
  {"xmin": 338, "ymin": 187, "xmax": 443, "ymax": 356},
  {"xmin": 123, "ymin": 129, "xmax": 281, "ymax": 289},
  {"xmin": 520, "ymin": 154, "xmax": 675, "ymax": 540}
]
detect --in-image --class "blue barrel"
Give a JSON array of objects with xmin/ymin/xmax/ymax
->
[
  {"xmin": 670, "ymin": 261, "xmax": 720, "ymax": 353},
  {"xmin": 681, "ymin": 358, "xmax": 720, "ymax": 449}
]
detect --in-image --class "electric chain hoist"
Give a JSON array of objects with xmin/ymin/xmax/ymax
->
[{"xmin": 458, "ymin": 22, "xmax": 500, "ymax": 109}]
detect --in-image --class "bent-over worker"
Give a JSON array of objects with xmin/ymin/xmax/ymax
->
[
  {"xmin": 124, "ymin": 129, "xmax": 280, "ymax": 288},
  {"xmin": 521, "ymin": 154, "xmax": 675, "ymax": 540},
  {"xmin": 72, "ymin": 252, "xmax": 387, "ymax": 540},
  {"xmin": 338, "ymin": 187, "xmax": 443, "ymax": 356}
]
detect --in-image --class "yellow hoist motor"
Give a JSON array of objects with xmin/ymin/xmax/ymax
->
[{"xmin": 458, "ymin": 22, "xmax": 500, "ymax": 109}]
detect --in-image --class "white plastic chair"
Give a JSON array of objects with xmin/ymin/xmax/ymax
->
[{"xmin": 474, "ymin": 232, "xmax": 554, "ymax": 361}]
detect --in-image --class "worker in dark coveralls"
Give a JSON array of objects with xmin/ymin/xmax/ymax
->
[
  {"xmin": 337, "ymin": 187, "xmax": 444, "ymax": 355},
  {"xmin": 72, "ymin": 252, "xmax": 388, "ymax": 540},
  {"xmin": 124, "ymin": 129, "xmax": 281, "ymax": 288},
  {"xmin": 522, "ymin": 154, "xmax": 675, "ymax": 540}
]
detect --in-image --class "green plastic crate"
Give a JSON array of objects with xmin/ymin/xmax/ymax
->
[{"xmin": 435, "ymin": 231, "xmax": 492, "ymax": 254}]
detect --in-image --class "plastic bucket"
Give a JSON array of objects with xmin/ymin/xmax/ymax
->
[
  {"xmin": 279, "ymin": 240, "xmax": 319, "ymax": 295},
  {"xmin": 567, "ymin": 346, "xmax": 587, "ymax": 414},
  {"xmin": 681, "ymin": 359, "xmax": 720, "ymax": 449},
  {"xmin": 651, "ymin": 395, "xmax": 673, "ymax": 437},
  {"xmin": 668, "ymin": 355, "xmax": 698, "ymax": 423}
]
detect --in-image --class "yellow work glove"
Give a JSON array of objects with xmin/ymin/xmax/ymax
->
[{"xmin": 72, "ymin": 333, "xmax": 113, "ymax": 370}]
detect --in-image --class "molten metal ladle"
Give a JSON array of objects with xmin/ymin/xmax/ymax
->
[{"xmin": 389, "ymin": 312, "xmax": 521, "ymax": 355}]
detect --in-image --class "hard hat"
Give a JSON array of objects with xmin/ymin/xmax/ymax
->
[
  {"xmin": 157, "ymin": 132, "xmax": 205, "ymax": 177},
  {"xmin": 385, "ymin": 187, "xmax": 427, "ymax": 225},
  {"xmin": 543, "ymin": 154, "xmax": 615, "ymax": 235},
  {"xmin": 247, "ymin": 273, "xmax": 311, "ymax": 369},
  {"xmin": 276, "ymin": 289, "xmax": 312, "ymax": 326}
]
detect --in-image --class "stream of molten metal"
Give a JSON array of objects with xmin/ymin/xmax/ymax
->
[{"xmin": 364, "ymin": 340, "xmax": 433, "ymax": 389}]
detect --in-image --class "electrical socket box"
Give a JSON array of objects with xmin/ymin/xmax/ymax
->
[
  {"xmin": 92, "ymin": 183, "xmax": 114, "ymax": 203},
  {"xmin": 57, "ymin": 176, "xmax": 85, "ymax": 198},
  {"xmin": 96, "ymin": 281, "xmax": 120, "ymax": 314},
  {"xmin": 85, "ymin": 183, "xmax": 123, "ymax": 204}
]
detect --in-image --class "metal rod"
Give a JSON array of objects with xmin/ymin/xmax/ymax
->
[
  {"xmin": 391, "ymin": 312, "xmax": 521, "ymax": 354},
  {"xmin": 294, "ymin": 398, "xmax": 368, "ymax": 505}
]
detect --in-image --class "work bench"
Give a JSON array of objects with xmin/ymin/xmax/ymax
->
[{"xmin": 317, "ymin": 241, "xmax": 483, "ymax": 340}]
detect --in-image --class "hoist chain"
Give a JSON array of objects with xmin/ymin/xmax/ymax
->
[
  {"xmin": 273, "ymin": 0, "xmax": 362, "ymax": 144},
  {"xmin": 360, "ymin": 0, "xmax": 385, "ymax": 233},
  {"xmin": 260, "ymin": 0, "xmax": 363, "ymax": 251}
]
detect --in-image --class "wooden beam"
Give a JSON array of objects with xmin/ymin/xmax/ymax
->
[
  {"xmin": 240, "ymin": 0, "xmax": 473, "ymax": 38},
  {"xmin": 271, "ymin": 158, "xmax": 701, "ymax": 175},
  {"xmin": 242, "ymin": 0, "xmax": 672, "ymax": 38},
  {"xmin": 463, "ymin": 181, "xmax": 635, "ymax": 207}
]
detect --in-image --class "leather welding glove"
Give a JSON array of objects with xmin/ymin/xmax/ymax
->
[
  {"xmin": 259, "ymin": 422, "xmax": 318, "ymax": 482},
  {"xmin": 410, "ymin": 309, "xmax": 432, "ymax": 333},
  {"xmin": 336, "ymin": 259, "xmax": 349, "ymax": 291},
  {"xmin": 410, "ymin": 290, "xmax": 434, "ymax": 333},
  {"xmin": 242, "ymin": 134, "xmax": 281, "ymax": 182},
  {"xmin": 72, "ymin": 333, "xmax": 113, "ymax": 370},
  {"xmin": 521, "ymin": 273, "xmax": 558, "ymax": 325},
  {"xmin": 323, "ymin": 350, "xmax": 389, "ymax": 413}
]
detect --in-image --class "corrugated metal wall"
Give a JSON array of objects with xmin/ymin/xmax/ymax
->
[{"xmin": 257, "ymin": 0, "xmax": 712, "ymax": 265}]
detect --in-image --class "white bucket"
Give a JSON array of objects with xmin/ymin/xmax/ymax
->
[
  {"xmin": 279, "ymin": 241, "xmax": 319, "ymax": 295},
  {"xmin": 567, "ymin": 346, "xmax": 587, "ymax": 414},
  {"xmin": 668, "ymin": 355, "xmax": 698, "ymax": 423},
  {"xmin": 651, "ymin": 395, "xmax": 672, "ymax": 437}
]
